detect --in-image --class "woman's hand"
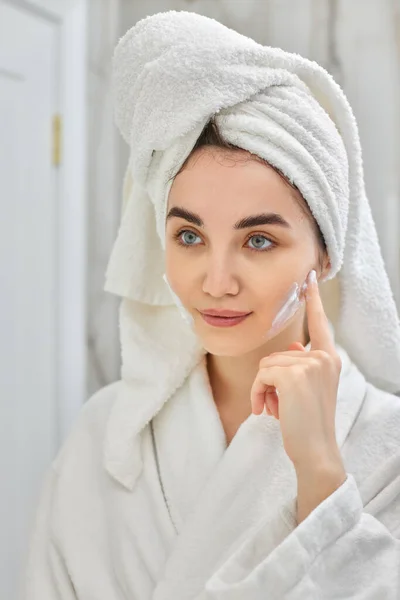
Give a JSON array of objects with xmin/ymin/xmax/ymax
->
[{"xmin": 250, "ymin": 270, "xmax": 344, "ymax": 474}]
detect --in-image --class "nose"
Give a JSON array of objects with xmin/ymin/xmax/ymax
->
[{"xmin": 202, "ymin": 254, "xmax": 240, "ymax": 298}]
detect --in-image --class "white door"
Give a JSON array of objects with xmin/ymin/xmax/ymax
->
[{"xmin": 0, "ymin": 2, "xmax": 60, "ymax": 598}]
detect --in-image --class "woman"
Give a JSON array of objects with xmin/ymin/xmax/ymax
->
[{"xmin": 23, "ymin": 11, "xmax": 400, "ymax": 599}]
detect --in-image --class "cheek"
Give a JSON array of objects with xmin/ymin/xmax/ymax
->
[
  {"xmin": 254, "ymin": 285, "xmax": 288, "ymax": 318},
  {"xmin": 249, "ymin": 253, "xmax": 310, "ymax": 316},
  {"xmin": 270, "ymin": 240, "xmax": 317, "ymax": 287}
]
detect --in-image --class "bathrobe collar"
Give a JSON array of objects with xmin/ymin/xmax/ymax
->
[{"xmin": 103, "ymin": 300, "xmax": 367, "ymax": 490}]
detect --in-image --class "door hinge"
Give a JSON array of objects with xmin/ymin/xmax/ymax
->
[{"xmin": 52, "ymin": 114, "xmax": 62, "ymax": 166}]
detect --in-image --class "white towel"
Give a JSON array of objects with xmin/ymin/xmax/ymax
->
[{"xmin": 105, "ymin": 10, "xmax": 400, "ymax": 396}]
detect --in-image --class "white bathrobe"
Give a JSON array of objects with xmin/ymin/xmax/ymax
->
[{"xmin": 22, "ymin": 336, "xmax": 400, "ymax": 599}]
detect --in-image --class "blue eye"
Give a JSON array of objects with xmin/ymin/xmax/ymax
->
[
  {"xmin": 247, "ymin": 234, "xmax": 274, "ymax": 252},
  {"xmin": 173, "ymin": 230, "xmax": 276, "ymax": 253},
  {"xmin": 178, "ymin": 230, "xmax": 201, "ymax": 246}
]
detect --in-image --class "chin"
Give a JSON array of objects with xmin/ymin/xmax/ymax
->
[
  {"xmin": 197, "ymin": 334, "xmax": 262, "ymax": 357},
  {"xmin": 202, "ymin": 344, "xmax": 247, "ymax": 358}
]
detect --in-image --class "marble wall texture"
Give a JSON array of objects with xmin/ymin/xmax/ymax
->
[{"xmin": 86, "ymin": 0, "xmax": 400, "ymax": 396}]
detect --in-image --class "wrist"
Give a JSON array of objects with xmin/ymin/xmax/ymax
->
[
  {"xmin": 294, "ymin": 445, "xmax": 345, "ymax": 478},
  {"xmin": 295, "ymin": 459, "xmax": 347, "ymax": 524}
]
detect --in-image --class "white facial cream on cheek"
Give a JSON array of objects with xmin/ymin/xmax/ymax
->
[
  {"xmin": 264, "ymin": 279, "xmax": 308, "ymax": 340},
  {"xmin": 162, "ymin": 271, "xmax": 309, "ymax": 342}
]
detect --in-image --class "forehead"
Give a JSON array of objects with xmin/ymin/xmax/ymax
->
[{"xmin": 168, "ymin": 146, "xmax": 306, "ymax": 219}]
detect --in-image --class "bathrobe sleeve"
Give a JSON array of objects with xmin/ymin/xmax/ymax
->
[
  {"xmin": 21, "ymin": 465, "xmax": 77, "ymax": 600},
  {"xmin": 205, "ymin": 458, "xmax": 400, "ymax": 600}
]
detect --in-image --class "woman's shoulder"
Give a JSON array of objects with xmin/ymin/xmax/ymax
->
[
  {"xmin": 52, "ymin": 380, "xmax": 123, "ymax": 473},
  {"xmin": 81, "ymin": 379, "xmax": 123, "ymax": 421}
]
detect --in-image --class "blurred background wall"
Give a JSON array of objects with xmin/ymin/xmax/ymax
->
[{"xmin": 1, "ymin": 0, "xmax": 400, "ymax": 598}]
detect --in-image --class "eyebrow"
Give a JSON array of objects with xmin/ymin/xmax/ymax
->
[{"xmin": 166, "ymin": 206, "xmax": 292, "ymax": 230}]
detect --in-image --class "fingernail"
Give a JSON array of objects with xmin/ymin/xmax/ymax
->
[{"xmin": 308, "ymin": 269, "xmax": 317, "ymax": 285}]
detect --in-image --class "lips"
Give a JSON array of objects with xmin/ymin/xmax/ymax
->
[
  {"xmin": 200, "ymin": 309, "xmax": 251, "ymax": 318},
  {"xmin": 200, "ymin": 312, "xmax": 252, "ymax": 328}
]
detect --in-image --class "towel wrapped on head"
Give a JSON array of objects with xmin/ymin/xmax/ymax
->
[{"xmin": 105, "ymin": 10, "xmax": 400, "ymax": 396}]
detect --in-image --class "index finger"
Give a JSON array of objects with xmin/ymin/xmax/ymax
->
[{"xmin": 305, "ymin": 270, "xmax": 335, "ymax": 354}]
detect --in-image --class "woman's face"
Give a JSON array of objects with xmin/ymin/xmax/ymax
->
[{"xmin": 165, "ymin": 147, "xmax": 325, "ymax": 356}]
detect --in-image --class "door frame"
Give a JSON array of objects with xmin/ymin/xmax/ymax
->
[{"xmin": 4, "ymin": 0, "xmax": 88, "ymax": 443}]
